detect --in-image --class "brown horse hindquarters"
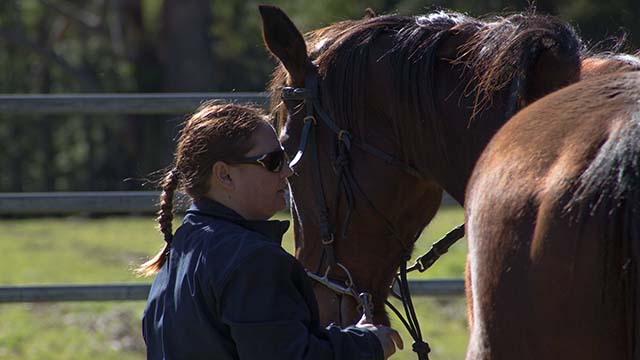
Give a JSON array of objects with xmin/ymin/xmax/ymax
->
[{"xmin": 465, "ymin": 72, "xmax": 640, "ymax": 360}]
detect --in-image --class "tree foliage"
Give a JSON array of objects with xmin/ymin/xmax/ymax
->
[{"xmin": 0, "ymin": 0, "xmax": 637, "ymax": 192}]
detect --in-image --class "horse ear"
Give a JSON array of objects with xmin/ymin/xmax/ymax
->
[
  {"xmin": 525, "ymin": 37, "xmax": 581, "ymax": 103},
  {"xmin": 259, "ymin": 5, "xmax": 309, "ymax": 84}
]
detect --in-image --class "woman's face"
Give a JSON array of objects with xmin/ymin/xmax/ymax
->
[{"xmin": 229, "ymin": 122, "xmax": 293, "ymax": 220}]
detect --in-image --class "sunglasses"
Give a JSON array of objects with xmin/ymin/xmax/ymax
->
[{"xmin": 230, "ymin": 148, "xmax": 289, "ymax": 173}]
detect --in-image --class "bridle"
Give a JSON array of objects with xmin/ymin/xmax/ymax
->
[{"xmin": 280, "ymin": 67, "xmax": 465, "ymax": 360}]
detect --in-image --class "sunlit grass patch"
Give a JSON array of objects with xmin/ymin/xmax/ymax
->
[{"xmin": 0, "ymin": 206, "xmax": 467, "ymax": 359}]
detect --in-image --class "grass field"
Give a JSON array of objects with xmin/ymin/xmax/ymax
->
[{"xmin": 0, "ymin": 206, "xmax": 468, "ymax": 359}]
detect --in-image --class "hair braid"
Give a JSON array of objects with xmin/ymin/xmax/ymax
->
[
  {"xmin": 136, "ymin": 168, "xmax": 179, "ymax": 277},
  {"xmin": 158, "ymin": 168, "xmax": 179, "ymax": 244}
]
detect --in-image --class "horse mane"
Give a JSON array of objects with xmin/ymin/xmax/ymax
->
[
  {"xmin": 459, "ymin": 13, "xmax": 582, "ymax": 114},
  {"xmin": 269, "ymin": 10, "xmax": 582, "ymax": 170}
]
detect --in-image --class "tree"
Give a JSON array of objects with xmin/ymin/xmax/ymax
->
[{"xmin": 0, "ymin": 0, "xmax": 637, "ymax": 192}]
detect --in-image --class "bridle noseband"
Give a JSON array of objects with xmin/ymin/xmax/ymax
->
[{"xmin": 280, "ymin": 68, "xmax": 464, "ymax": 360}]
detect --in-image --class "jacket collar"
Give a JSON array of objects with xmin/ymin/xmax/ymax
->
[{"xmin": 186, "ymin": 197, "xmax": 290, "ymax": 245}]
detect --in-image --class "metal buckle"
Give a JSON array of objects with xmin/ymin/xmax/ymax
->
[
  {"xmin": 337, "ymin": 130, "xmax": 352, "ymax": 151},
  {"xmin": 338, "ymin": 130, "xmax": 350, "ymax": 141},
  {"xmin": 303, "ymin": 115, "xmax": 317, "ymax": 125},
  {"xmin": 321, "ymin": 233, "xmax": 334, "ymax": 245}
]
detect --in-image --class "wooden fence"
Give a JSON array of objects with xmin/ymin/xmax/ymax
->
[
  {"xmin": 0, "ymin": 93, "xmax": 464, "ymax": 302},
  {"xmin": 0, "ymin": 92, "xmax": 268, "ymax": 114},
  {"xmin": 0, "ymin": 280, "xmax": 465, "ymax": 303}
]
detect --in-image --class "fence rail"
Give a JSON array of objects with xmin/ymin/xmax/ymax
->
[
  {"xmin": 0, "ymin": 191, "xmax": 190, "ymax": 215},
  {"xmin": 0, "ymin": 93, "xmax": 269, "ymax": 114},
  {"xmin": 0, "ymin": 284, "xmax": 152, "ymax": 303},
  {"xmin": 0, "ymin": 191, "xmax": 458, "ymax": 215},
  {"xmin": 0, "ymin": 280, "xmax": 464, "ymax": 303}
]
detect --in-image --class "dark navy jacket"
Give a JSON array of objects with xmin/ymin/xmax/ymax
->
[{"xmin": 142, "ymin": 197, "xmax": 383, "ymax": 360}]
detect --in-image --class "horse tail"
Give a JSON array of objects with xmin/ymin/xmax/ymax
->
[{"xmin": 567, "ymin": 108, "xmax": 640, "ymax": 358}]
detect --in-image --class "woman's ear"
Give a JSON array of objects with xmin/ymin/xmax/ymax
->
[{"xmin": 212, "ymin": 161, "xmax": 234, "ymax": 191}]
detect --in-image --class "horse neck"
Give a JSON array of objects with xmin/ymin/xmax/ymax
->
[
  {"xmin": 432, "ymin": 117, "xmax": 503, "ymax": 205},
  {"xmin": 395, "ymin": 91, "xmax": 508, "ymax": 206}
]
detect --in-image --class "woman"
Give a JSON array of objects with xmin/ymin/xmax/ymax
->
[{"xmin": 138, "ymin": 102, "xmax": 402, "ymax": 359}]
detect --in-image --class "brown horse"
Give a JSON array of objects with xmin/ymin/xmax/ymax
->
[
  {"xmin": 259, "ymin": 5, "xmax": 584, "ymax": 329},
  {"xmin": 465, "ymin": 56, "xmax": 640, "ymax": 359}
]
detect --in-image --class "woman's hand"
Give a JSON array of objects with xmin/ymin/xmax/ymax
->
[{"xmin": 355, "ymin": 315, "xmax": 403, "ymax": 359}]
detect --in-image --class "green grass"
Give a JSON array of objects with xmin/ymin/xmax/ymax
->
[{"xmin": 0, "ymin": 206, "xmax": 467, "ymax": 360}]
